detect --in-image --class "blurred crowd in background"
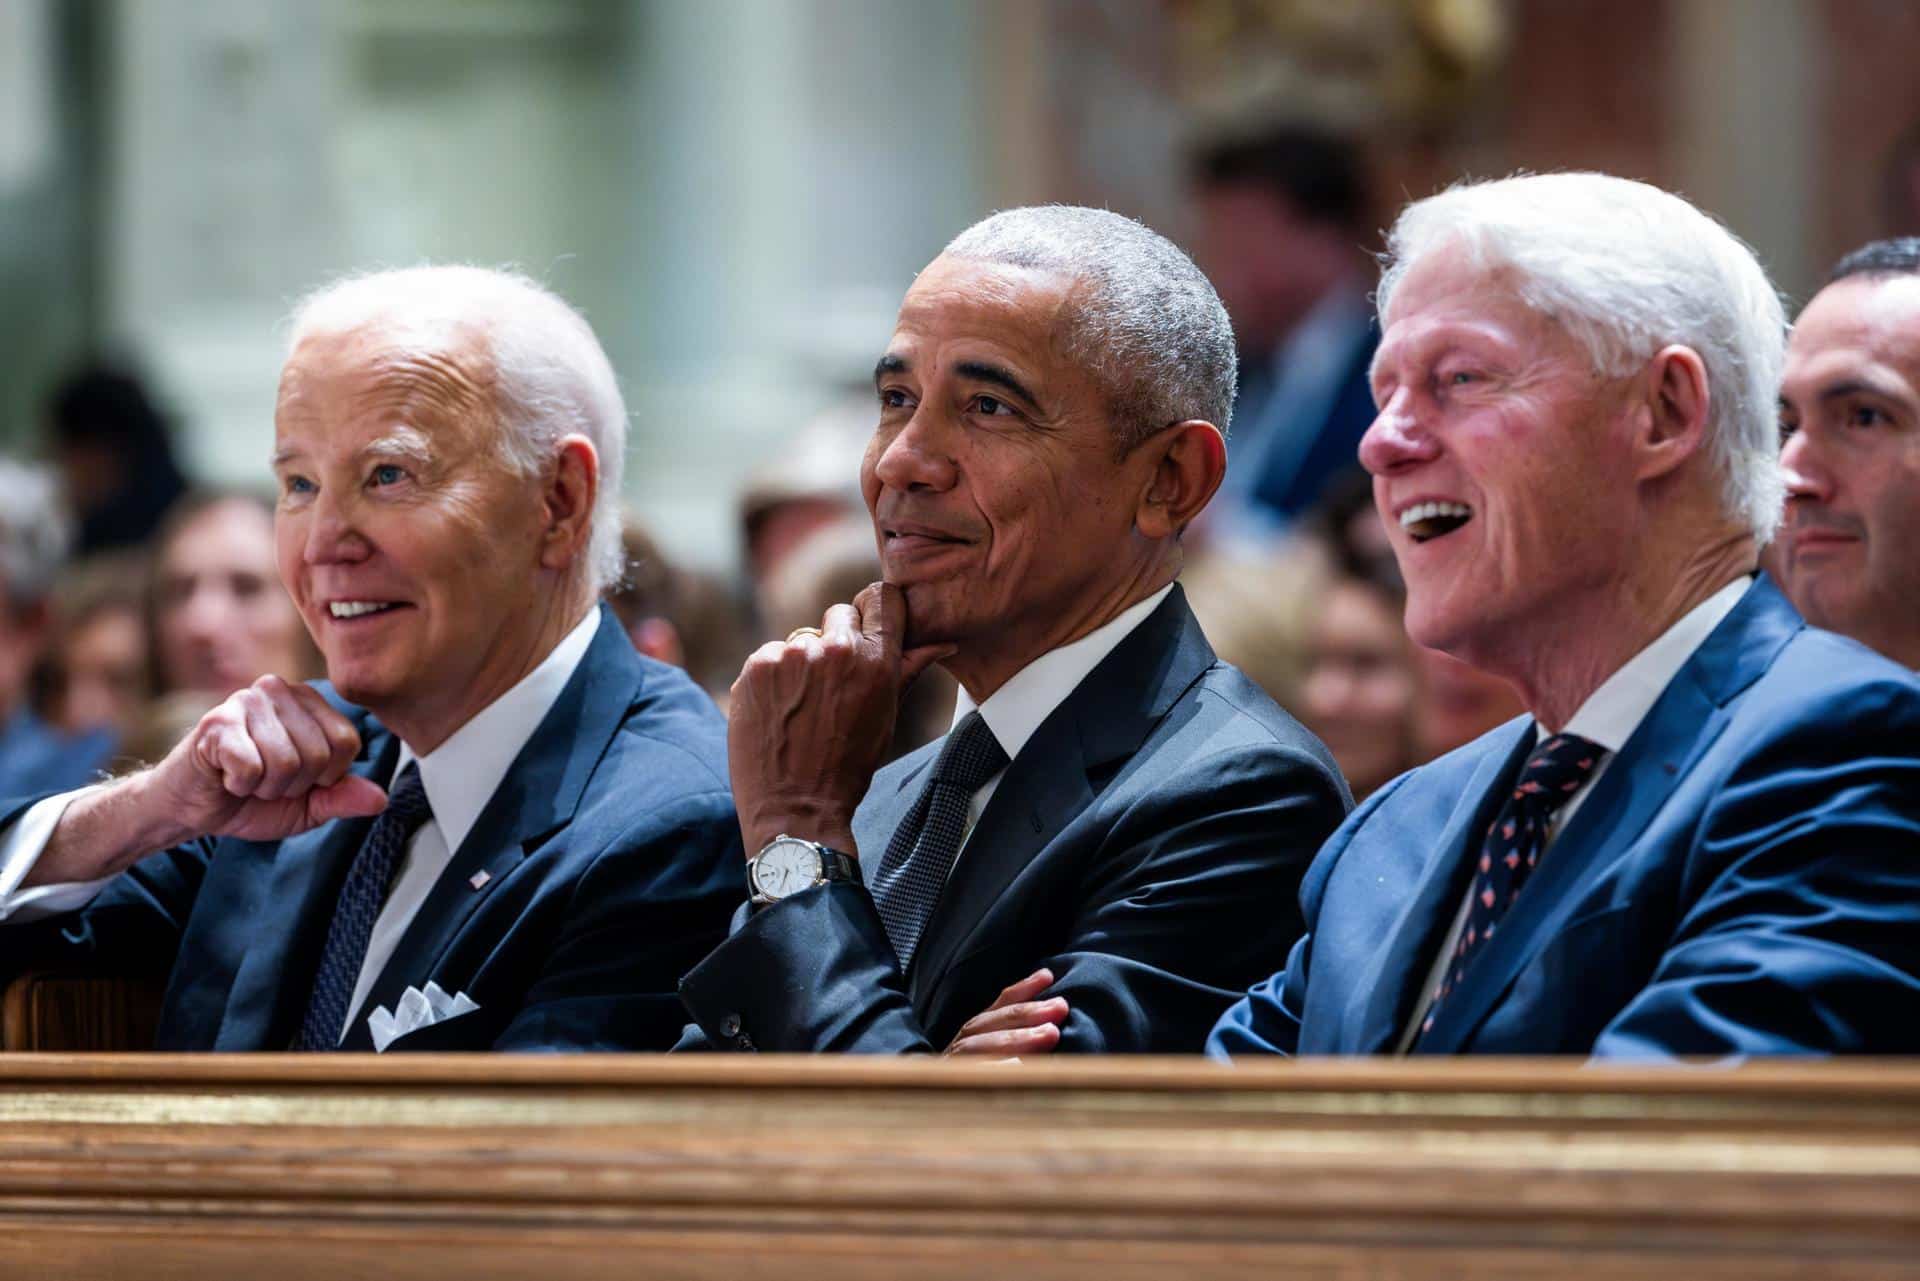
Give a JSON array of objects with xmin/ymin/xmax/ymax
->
[{"xmin": 6, "ymin": 0, "xmax": 1920, "ymax": 800}]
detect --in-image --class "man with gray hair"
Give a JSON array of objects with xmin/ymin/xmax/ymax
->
[
  {"xmin": 678, "ymin": 205, "xmax": 1349, "ymax": 1054},
  {"xmin": 0, "ymin": 266, "xmax": 742, "ymax": 1052},
  {"xmin": 0, "ymin": 460, "xmax": 113, "ymax": 793},
  {"xmin": 1204, "ymin": 173, "xmax": 1920, "ymax": 1057}
]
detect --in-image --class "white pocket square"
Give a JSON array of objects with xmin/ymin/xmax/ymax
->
[{"xmin": 367, "ymin": 981, "xmax": 480, "ymax": 1052}]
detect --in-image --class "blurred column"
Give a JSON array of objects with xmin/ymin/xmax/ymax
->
[
  {"xmin": 0, "ymin": 0, "xmax": 88, "ymax": 451},
  {"xmin": 105, "ymin": 0, "xmax": 341, "ymax": 485},
  {"xmin": 1669, "ymin": 0, "xmax": 1817, "ymax": 303},
  {"xmin": 616, "ymin": 0, "xmax": 992, "ymax": 570}
]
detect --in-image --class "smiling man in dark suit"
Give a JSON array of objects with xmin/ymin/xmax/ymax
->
[
  {"xmin": 677, "ymin": 206, "xmax": 1349, "ymax": 1055},
  {"xmin": 0, "ymin": 266, "xmax": 740, "ymax": 1052},
  {"xmin": 1207, "ymin": 173, "xmax": 1920, "ymax": 1058}
]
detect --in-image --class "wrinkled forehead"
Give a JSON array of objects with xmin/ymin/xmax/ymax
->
[{"xmin": 275, "ymin": 317, "xmax": 500, "ymax": 448}]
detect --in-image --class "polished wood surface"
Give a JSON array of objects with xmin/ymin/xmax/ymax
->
[
  {"xmin": 1, "ymin": 1055, "xmax": 1917, "ymax": 1279},
  {"xmin": 1, "ymin": 973, "xmax": 165, "ymax": 1052}
]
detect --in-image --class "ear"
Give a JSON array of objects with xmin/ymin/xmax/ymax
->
[
  {"xmin": 539, "ymin": 434, "xmax": 600, "ymax": 572},
  {"xmin": 1135, "ymin": 420, "xmax": 1227, "ymax": 540},
  {"xmin": 1636, "ymin": 344, "xmax": 1711, "ymax": 483}
]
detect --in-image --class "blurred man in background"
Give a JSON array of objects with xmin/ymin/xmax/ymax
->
[
  {"xmin": 43, "ymin": 367, "xmax": 189, "ymax": 559},
  {"xmin": 1777, "ymin": 238, "xmax": 1920, "ymax": 669},
  {"xmin": 1191, "ymin": 127, "xmax": 1378, "ymax": 543},
  {"xmin": 0, "ymin": 460, "xmax": 115, "ymax": 792}
]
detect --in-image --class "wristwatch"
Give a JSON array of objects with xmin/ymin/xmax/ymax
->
[{"xmin": 747, "ymin": 835, "xmax": 859, "ymax": 907}]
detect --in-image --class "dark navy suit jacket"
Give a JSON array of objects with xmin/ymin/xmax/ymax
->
[
  {"xmin": 679, "ymin": 588, "xmax": 1350, "ymax": 1054},
  {"xmin": 1209, "ymin": 578, "xmax": 1920, "ymax": 1058},
  {"xmin": 0, "ymin": 608, "xmax": 742, "ymax": 1051}
]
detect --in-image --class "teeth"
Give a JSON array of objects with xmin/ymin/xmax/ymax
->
[
  {"xmin": 1398, "ymin": 501, "xmax": 1472, "ymax": 529},
  {"xmin": 329, "ymin": 601, "xmax": 392, "ymax": 618}
]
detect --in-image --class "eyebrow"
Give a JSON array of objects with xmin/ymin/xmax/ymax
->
[
  {"xmin": 1815, "ymin": 378, "xmax": 1905, "ymax": 405},
  {"xmin": 954, "ymin": 359, "xmax": 1044, "ymax": 411},
  {"xmin": 270, "ymin": 426, "xmax": 435, "ymax": 471}
]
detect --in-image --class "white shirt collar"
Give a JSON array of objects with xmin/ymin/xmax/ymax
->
[
  {"xmin": 1553, "ymin": 576, "xmax": 1751, "ymax": 752},
  {"xmin": 394, "ymin": 607, "xmax": 601, "ymax": 855},
  {"xmin": 952, "ymin": 585, "xmax": 1174, "ymax": 761}
]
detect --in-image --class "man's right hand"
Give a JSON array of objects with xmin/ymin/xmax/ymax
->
[{"xmin": 26, "ymin": 676, "xmax": 390, "ymax": 888}]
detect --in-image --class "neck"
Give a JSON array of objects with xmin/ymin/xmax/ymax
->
[
  {"xmin": 943, "ymin": 557, "xmax": 1176, "ymax": 704},
  {"xmin": 379, "ymin": 584, "xmax": 594, "ymax": 754},
  {"xmin": 1471, "ymin": 527, "xmax": 1754, "ymax": 733}
]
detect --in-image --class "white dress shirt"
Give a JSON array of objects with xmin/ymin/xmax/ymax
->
[
  {"xmin": 1393, "ymin": 576, "xmax": 1751, "ymax": 1051},
  {"xmin": 941, "ymin": 584, "xmax": 1173, "ymax": 869},
  {"xmin": 0, "ymin": 607, "xmax": 601, "ymax": 1037}
]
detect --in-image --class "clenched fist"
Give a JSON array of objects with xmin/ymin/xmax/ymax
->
[{"xmin": 28, "ymin": 675, "xmax": 392, "ymax": 889}]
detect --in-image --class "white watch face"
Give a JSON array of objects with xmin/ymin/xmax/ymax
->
[{"xmin": 753, "ymin": 839, "xmax": 823, "ymax": 899}]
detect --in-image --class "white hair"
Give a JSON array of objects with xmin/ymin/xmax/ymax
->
[
  {"xmin": 286, "ymin": 265, "xmax": 629, "ymax": 589},
  {"xmin": 0, "ymin": 459, "xmax": 70, "ymax": 611},
  {"xmin": 942, "ymin": 205, "xmax": 1238, "ymax": 449},
  {"xmin": 1377, "ymin": 173, "xmax": 1788, "ymax": 543}
]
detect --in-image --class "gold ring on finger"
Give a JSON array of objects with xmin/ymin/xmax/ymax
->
[{"xmin": 786, "ymin": 626, "xmax": 824, "ymax": 643}]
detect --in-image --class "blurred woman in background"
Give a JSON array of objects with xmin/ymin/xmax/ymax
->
[{"xmin": 149, "ymin": 492, "xmax": 318, "ymax": 697}]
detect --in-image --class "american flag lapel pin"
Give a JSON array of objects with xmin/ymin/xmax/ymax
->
[{"xmin": 469, "ymin": 870, "xmax": 491, "ymax": 891}]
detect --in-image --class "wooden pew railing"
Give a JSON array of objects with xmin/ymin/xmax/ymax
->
[{"xmin": 1, "ymin": 1056, "xmax": 1917, "ymax": 1279}]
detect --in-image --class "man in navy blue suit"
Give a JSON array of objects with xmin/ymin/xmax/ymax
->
[
  {"xmin": 1202, "ymin": 173, "xmax": 1920, "ymax": 1058},
  {"xmin": 0, "ymin": 266, "xmax": 740, "ymax": 1052},
  {"xmin": 677, "ymin": 207, "xmax": 1349, "ymax": 1055},
  {"xmin": 1777, "ymin": 238, "xmax": 1920, "ymax": 671}
]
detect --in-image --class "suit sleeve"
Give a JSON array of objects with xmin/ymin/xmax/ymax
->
[
  {"xmin": 1207, "ymin": 774, "xmax": 1403, "ymax": 1058},
  {"xmin": 1592, "ymin": 695, "xmax": 1920, "ymax": 1058},
  {"xmin": 679, "ymin": 739, "xmax": 1348, "ymax": 1054},
  {"xmin": 0, "ymin": 792, "xmax": 212, "ymax": 987},
  {"xmin": 489, "ymin": 788, "xmax": 744, "ymax": 1052}
]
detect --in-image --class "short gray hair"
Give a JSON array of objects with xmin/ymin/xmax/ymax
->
[
  {"xmin": 1377, "ymin": 173, "xmax": 1787, "ymax": 542},
  {"xmin": 942, "ymin": 205, "xmax": 1237, "ymax": 451},
  {"xmin": 0, "ymin": 459, "xmax": 69, "ymax": 613},
  {"xmin": 287, "ymin": 266, "xmax": 629, "ymax": 589}
]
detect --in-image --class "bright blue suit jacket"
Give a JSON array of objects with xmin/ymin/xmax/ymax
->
[
  {"xmin": 0, "ymin": 607, "xmax": 743, "ymax": 1051},
  {"xmin": 1209, "ymin": 577, "xmax": 1920, "ymax": 1057}
]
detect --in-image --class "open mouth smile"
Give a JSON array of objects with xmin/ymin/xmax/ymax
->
[
  {"xmin": 1399, "ymin": 501, "xmax": 1474, "ymax": 544},
  {"xmin": 327, "ymin": 600, "xmax": 408, "ymax": 620}
]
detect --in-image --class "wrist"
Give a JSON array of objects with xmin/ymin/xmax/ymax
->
[{"xmin": 742, "ymin": 808, "xmax": 857, "ymax": 860}]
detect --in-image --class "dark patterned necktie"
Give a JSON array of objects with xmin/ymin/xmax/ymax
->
[
  {"xmin": 871, "ymin": 710, "xmax": 1009, "ymax": 971},
  {"xmin": 294, "ymin": 762, "xmax": 433, "ymax": 1051},
  {"xmin": 1418, "ymin": 732, "xmax": 1607, "ymax": 1039}
]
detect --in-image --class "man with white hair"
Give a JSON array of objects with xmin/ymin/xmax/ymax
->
[
  {"xmin": 0, "ymin": 460, "xmax": 113, "ymax": 793},
  {"xmin": 0, "ymin": 267, "xmax": 742, "ymax": 1052},
  {"xmin": 677, "ymin": 206, "xmax": 1349, "ymax": 1055},
  {"xmin": 1205, "ymin": 173, "xmax": 1920, "ymax": 1056}
]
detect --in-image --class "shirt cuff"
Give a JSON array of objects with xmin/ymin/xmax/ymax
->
[{"xmin": 0, "ymin": 788, "xmax": 113, "ymax": 923}]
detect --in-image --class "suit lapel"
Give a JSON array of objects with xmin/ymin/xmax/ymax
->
[
  {"xmin": 337, "ymin": 610, "xmax": 647, "ymax": 1048},
  {"xmin": 1349, "ymin": 722, "xmax": 1532, "ymax": 1053},
  {"xmin": 213, "ymin": 729, "xmax": 400, "ymax": 1050},
  {"xmin": 906, "ymin": 588, "xmax": 1216, "ymax": 1007},
  {"xmin": 1416, "ymin": 577, "xmax": 1798, "ymax": 1053}
]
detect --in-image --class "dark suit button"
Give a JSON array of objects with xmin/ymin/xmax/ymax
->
[{"xmin": 720, "ymin": 1014, "xmax": 742, "ymax": 1038}]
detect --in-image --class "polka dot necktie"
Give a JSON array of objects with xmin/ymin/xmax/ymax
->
[
  {"xmin": 871, "ymin": 711, "xmax": 1009, "ymax": 972},
  {"xmin": 294, "ymin": 762, "xmax": 433, "ymax": 1051},
  {"xmin": 1419, "ymin": 732, "xmax": 1607, "ymax": 1039}
]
